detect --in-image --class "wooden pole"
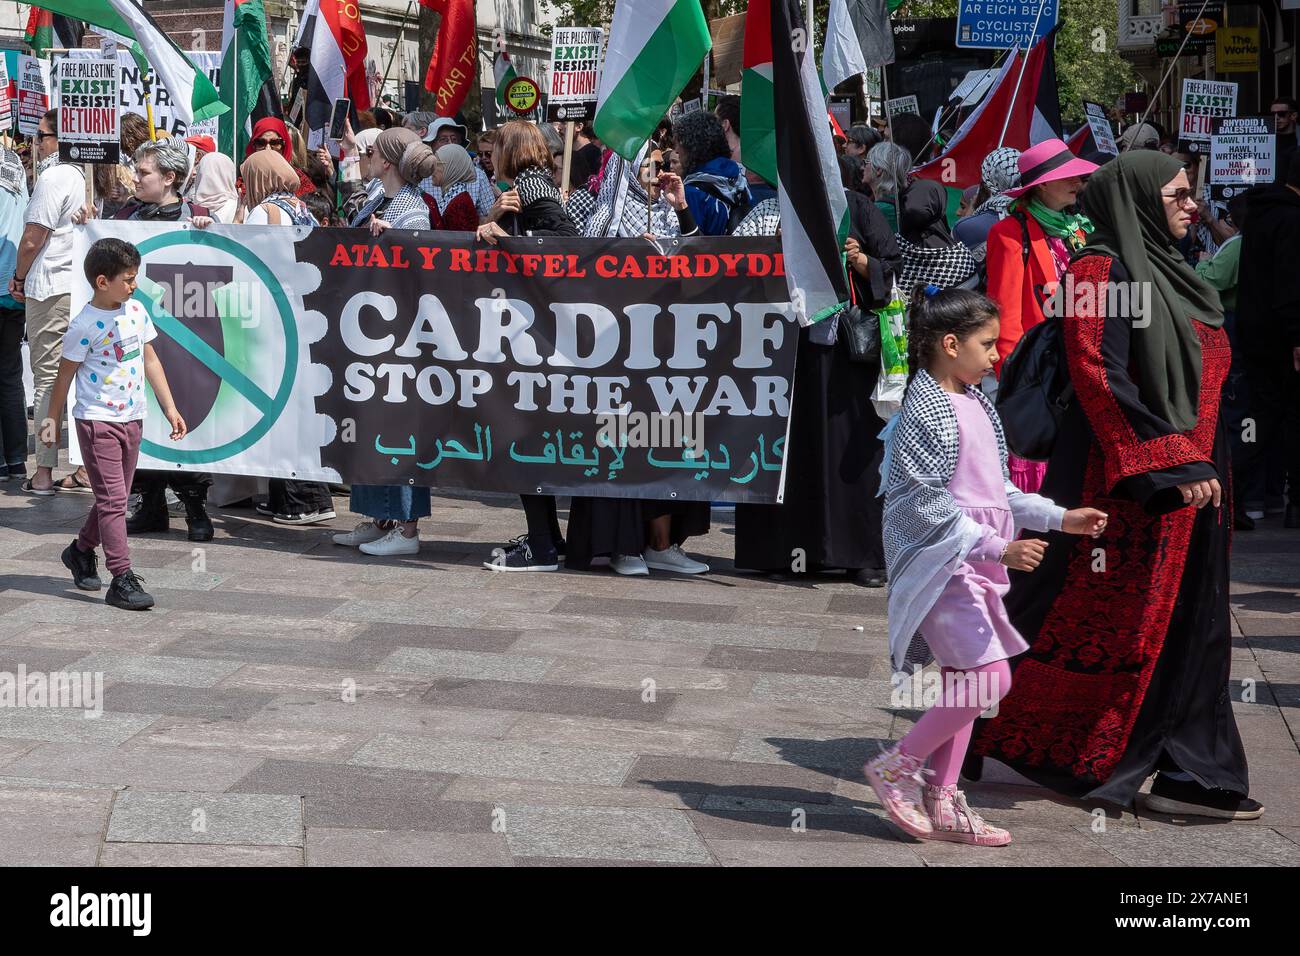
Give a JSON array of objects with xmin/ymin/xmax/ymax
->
[{"xmin": 561, "ymin": 120, "xmax": 575, "ymax": 199}]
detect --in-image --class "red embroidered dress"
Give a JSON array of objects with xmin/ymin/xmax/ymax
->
[{"xmin": 973, "ymin": 253, "xmax": 1248, "ymax": 806}]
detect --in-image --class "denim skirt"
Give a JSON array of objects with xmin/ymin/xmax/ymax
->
[{"xmin": 349, "ymin": 484, "xmax": 431, "ymax": 522}]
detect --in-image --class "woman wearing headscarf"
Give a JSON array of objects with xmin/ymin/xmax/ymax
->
[
  {"xmin": 240, "ymin": 151, "xmax": 316, "ymax": 226},
  {"xmin": 245, "ymin": 117, "xmax": 315, "ymax": 198},
  {"xmin": 188, "ymin": 152, "xmax": 238, "ymax": 224},
  {"xmin": 972, "ymin": 151, "xmax": 1261, "ymax": 821},
  {"xmin": 348, "ymin": 127, "xmax": 436, "ymax": 235},
  {"xmin": 340, "ymin": 126, "xmax": 383, "ymax": 224},
  {"xmin": 331, "ymin": 128, "xmax": 437, "ymax": 557},
  {"xmin": 953, "ymin": 147, "xmax": 1021, "ymax": 257},
  {"xmin": 563, "ymin": 146, "xmax": 712, "ymax": 576},
  {"xmin": 867, "ymin": 141, "xmax": 948, "ymax": 243},
  {"xmin": 985, "ymin": 139, "xmax": 1099, "ymax": 491},
  {"xmin": 423, "ymin": 143, "xmax": 480, "ymax": 231},
  {"xmin": 733, "ymin": 154, "xmax": 901, "ymax": 586}
]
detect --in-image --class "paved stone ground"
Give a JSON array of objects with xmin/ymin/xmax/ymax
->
[{"xmin": 0, "ymin": 461, "xmax": 1297, "ymax": 866}]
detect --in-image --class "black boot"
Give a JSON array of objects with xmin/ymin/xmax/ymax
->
[
  {"xmin": 1233, "ymin": 506, "xmax": 1255, "ymax": 531},
  {"xmin": 125, "ymin": 486, "xmax": 169, "ymax": 534},
  {"xmin": 179, "ymin": 489, "xmax": 214, "ymax": 542}
]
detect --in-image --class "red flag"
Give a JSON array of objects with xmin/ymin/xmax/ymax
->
[
  {"xmin": 421, "ymin": 0, "xmax": 477, "ymax": 116},
  {"xmin": 1066, "ymin": 123, "xmax": 1091, "ymax": 156},
  {"xmin": 912, "ymin": 33, "xmax": 1055, "ymax": 190}
]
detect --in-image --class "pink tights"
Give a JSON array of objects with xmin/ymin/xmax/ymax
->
[{"xmin": 898, "ymin": 660, "xmax": 1012, "ymax": 787}]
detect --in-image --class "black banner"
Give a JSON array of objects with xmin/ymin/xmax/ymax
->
[{"xmin": 301, "ymin": 231, "xmax": 797, "ymax": 503}]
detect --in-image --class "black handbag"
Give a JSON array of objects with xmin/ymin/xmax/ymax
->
[
  {"xmin": 836, "ymin": 271, "xmax": 881, "ymax": 366},
  {"xmin": 995, "ymin": 313, "xmax": 1075, "ymax": 461}
]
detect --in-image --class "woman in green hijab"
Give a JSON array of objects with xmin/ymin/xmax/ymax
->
[{"xmin": 973, "ymin": 151, "xmax": 1262, "ymax": 821}]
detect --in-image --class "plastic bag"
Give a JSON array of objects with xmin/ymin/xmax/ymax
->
[{"xmin": 871, "ymin": 280, "xmax": 909, "ymax": 420}]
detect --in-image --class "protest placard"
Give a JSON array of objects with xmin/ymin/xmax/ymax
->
[
  {"xmin": 886, "ymin": 95, "xmax": 919, "ymax": 117},
  {"xmin": 1178, "ymin": 78, "xmax": 1237, "ymax": 154},
  {"xmin": 545, "ymin": 26, "xmax": 603, "ymax": 123},
  {"xmin": 57, "ymin": 58, "xmax": 119, "ymax": 165},
  {"xmin": 17, "ymin": 55, "xmax": 51, "ymax": 136},
  {"xmin": 1209, "ymin": 116, "xmax": 1275, "ymax": 198},
  {"xmin": 1084, "ymin": 101, "xmax": 1118, "ymax": 155}
]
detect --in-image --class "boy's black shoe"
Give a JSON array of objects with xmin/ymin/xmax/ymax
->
[
  {"xmin": 1143, "ymin": 774, "xmax": 1264, "ymax": 820},
  {"xmin": 179, "ymin": 490, "xmax": 214, "ymax": 542},
  {"xmin": 126, "ymin": 488, "xmax": 169, "ymax": 534},
  {"xmin": 61, "ymin": 540, "xmax": 102, "ymax": 591},
  {"xmin": 105, "ymin": 569, "xmax": 155, "ymax": 611}
]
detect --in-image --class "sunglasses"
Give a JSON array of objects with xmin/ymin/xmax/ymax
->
[
  {"xmin": 1161, "ymin": 188, "xmax": 1195, "ymax": 206},
  {"xmin": 34, "ymin": 131, "xmax": 56, "ymax": 140},
  {"xmin": 253, "ymin": 137, "xmax": 284, "ymax": 150},
  {"xmin": 1272, "ymin": 109, "xmax": 1295, "ymax": 117}
]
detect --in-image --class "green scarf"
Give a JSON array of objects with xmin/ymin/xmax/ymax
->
[
  {"xmin": 1022, "ymin": 196, "xmax": 1093, "ymax": 251},
  {"xmin": 1080, "ymin": 151, "xmax": 1224, "ymax": 433}
]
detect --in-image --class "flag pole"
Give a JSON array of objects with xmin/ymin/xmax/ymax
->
[
  {"xmin": 1135, "ymin": 0, "xmax": 1212, "ymax": 137},
  {"xmin": 380, "ymin": 0, "xmax": 415, "ymax": 102},
  {"xmin": 881, "ymin": 67, "xmax": 892, "ymax": 141},
  {"xmin": 997, "ymin": 0, "xmax": 1049, "ymax": 148}
]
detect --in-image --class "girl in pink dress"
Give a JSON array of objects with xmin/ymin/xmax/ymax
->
[{"xmin": 865, "ymin": 287, "xmax": 1108, "ymax": 846}]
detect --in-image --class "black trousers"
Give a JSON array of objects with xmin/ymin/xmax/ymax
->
[
  {"xmin": 134, "ymin": 469, "xmax": 213, "ymax": 498},
  {"xmin": 0, "ymin": 307, "xmax": 25, "ymax": 471},
  {"xmin": 1241, "ymin": 354, "xmax": 1300, "ymax": 503},
  {"xmin": 521, "ymin": 494, "xmax": 563, "ymax": 544},
  {"xmin": 269, "ymin": 479, "xmax": 333, "ymax": 515}
]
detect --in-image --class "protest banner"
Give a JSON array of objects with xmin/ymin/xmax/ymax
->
[
  {"xmin": 886, "ymin": 94, "xmax": 919, "ymax": 117},
  {"xmin": 1083, "ymin": 101, "xmax": 1118, "ymax": 156},
  {"xmin": 16, "ymin": 55, "xmax": 50, "ymax": 136},
  {"xmin": 1209, "ymin": 117, "xmax": 1275, "ymax": 198},
  {"xmin": 1178, "ymin": 78, "xmax": 1236, "ymax": 154},
  {"xmin": 57, "ymin": 58, "xmax": 118, "ymax": 165},
  {"xmin": 546, "ymin": 26, "xmax": 604, "ymax": 123},
  {"xmin": 956, "ymin": 0, "xmax": 1059, "ymax": 49},
  {"xmin": 53, "ymin": 49, "xmax": 224, "ymax": 140},
  {"xmin": 73, "ymin": 224, "xmax": 800, "ymax": 504}
]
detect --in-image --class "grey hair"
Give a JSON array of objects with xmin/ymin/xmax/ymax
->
[
  {"xmin": 134, "ymin": 136, "xmax": 191, "ymax": 189},
  {"xmin": 867, "ymin": 141, "xmax": 911, "ymax": 199},
  {"xmin": 402, "ymin": 111, "xmax": 438, "ymax": 134},
  {"xmin": 538, "ymin": 122, "xmax": 564, "ymax": 159}
]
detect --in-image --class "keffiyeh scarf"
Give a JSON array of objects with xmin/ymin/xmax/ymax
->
[
  {"xmin": 878, "ymin": 369, "xmax": 1060, "ymax": 671},
  {"xmin": 975, "ymin": 147, "xmax": 1021, "ymax": 219},
  {"xmin": 582, "ymin": 143, "xmax": 679, "ymax": 238}
]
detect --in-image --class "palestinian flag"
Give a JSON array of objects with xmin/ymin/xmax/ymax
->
[
  {"xmin": 493, "ymin": 50, "xmax": 517, "ymax": 108},
  {"xmin": 912, "ymin": 29, "xmax": 1063, "ymax": 190},
  {"xmin": 745, "ymin": 0, "xmax": 850, "ymax": 326},
  {"xmin": 218, "ymin": 0, "xmax": 282, "ymax": 158},
  {"xmin": 593, "ymin": 0, "xmax": 711, "ymax": 160},
  {"xmin": 24, "ymin": 8, "xmax": 85, "ymax": 57},
  {"xmin": 30, "ymin": 0, "xmax": 226, "ymax": 123}
]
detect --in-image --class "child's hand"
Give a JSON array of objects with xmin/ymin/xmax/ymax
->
[
  {"xmin": 167, "ymin": 410, "xmax": 187, "ymax": 440},
  {"xmin": 1062, "ymin": 507, "xmax": 1108, "ymax": 537},
  {"xmin": 1001, "ymin": 538, "xmax": 1048, "ymax": 571}
]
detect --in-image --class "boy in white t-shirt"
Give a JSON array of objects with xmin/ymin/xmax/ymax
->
[{"xmin": 44, "ymin": 238, "xmax": 187, "ymax": 610}]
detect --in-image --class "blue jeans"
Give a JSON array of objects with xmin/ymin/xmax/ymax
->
[{"xmin": 349, "ymin": 484, "xmax": 431, "ymax": 522}]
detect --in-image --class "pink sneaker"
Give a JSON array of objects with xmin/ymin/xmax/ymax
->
[
  {"xmin": 922, "ymin": 784, "xmax": 1012, "ymax": 846},
  {"xmin": 863, "ymin": 744, "xmax": 933, "ymax": 838}
]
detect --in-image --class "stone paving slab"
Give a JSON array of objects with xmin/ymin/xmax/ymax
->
[
  {"xmin": 0, "ymin": 784, "xmax": 116, "ymax": 866},
  {"xmin": 2, "ymin": 742, "xmax": 263, "ymax": 792},
  {"xmin": 106, "ymin": 791, "xmax": 304, "ymax": 846},
  {"xmin": 305, "ymin": 828, "xmax": 512, "ymax": 866},
  {"xmin": 98, "ymin": 843, "xmax": 304, "ymax": 866},
  {"xmin": 500, "ymin": 805, "xmax": 714, "ymax": 864},
  {"xmin": 349, "ymin": 733, "xmax": 636, "ymax": 786}
]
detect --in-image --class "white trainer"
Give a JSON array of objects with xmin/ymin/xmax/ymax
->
[
  {"xmin": 274, "ymin": 509, "xmax": 337, "ymax": 525},
  {"xmin": 610, "ymin": 553, "xmax": 649, "ymax": 576},
  {"xmin": 359, "ymin": 526, "xmax": 420, "ymax": 556},
  {"xmin": 332, "ymin": 520, "xmax": 386, "ymax": 547},
  {"xmin": 643, "ymin": 544, "xmax": 709, "ymax": 574}
]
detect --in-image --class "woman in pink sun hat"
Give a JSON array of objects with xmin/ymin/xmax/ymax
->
[{"xmin": 984, "ymin": 138, "xmax": 1100, "ymax": 491}]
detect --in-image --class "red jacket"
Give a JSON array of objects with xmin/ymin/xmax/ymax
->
[{"xmin": 985, "ymin": 211, "xmax": 1085, "ymax": 374}]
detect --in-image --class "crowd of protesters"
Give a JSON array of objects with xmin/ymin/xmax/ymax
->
[{"xmin": 1, "ymin": 92, "xmax": 1297, "ymax": 586}]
